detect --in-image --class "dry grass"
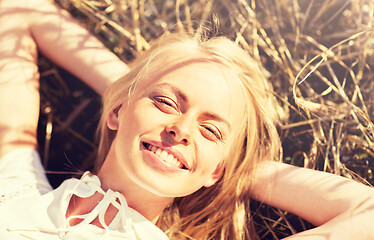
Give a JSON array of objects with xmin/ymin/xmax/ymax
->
[{"xmin": 38, "ymin": 0, "xmax": 374, "ymax": 239}]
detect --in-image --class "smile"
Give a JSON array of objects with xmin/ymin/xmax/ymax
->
[{"xmin": 142, "ymin": 142, "xmax": 188, "ymax": 170}]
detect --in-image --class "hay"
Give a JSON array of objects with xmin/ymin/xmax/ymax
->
[{"xmin": 38, "ymin": 0, "xmax": 374, "ymax": 238}]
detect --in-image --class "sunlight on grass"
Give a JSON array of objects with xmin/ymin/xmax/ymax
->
[{"xmin": 38, "ymin": 0, "xmax": 374, "ymax": 238}]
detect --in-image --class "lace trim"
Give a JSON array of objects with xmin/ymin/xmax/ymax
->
[
  {"xmin": 65, "ymin": 172, "xmax": 132, "ymax": 231},
  {"xmin": 0, "ymin": 182, "xmax": 38, "ymax": 204}
]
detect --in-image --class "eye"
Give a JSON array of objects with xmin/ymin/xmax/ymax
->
[
  {"xmin": 200, "ymin": 124, "xmax": 223, "ymax": 141},
  {"xmin": 153, "ymin": 96, "xmax": 178, "ymax": 114}
]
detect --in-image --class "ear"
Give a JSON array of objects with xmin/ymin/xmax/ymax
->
[
  {"xmin": 107, "ymin": 105, "xmax": 122, "ymax": 130},
  {"xmin": 203, "ymin": 163, "xmax": 225, "ymax": 188}
]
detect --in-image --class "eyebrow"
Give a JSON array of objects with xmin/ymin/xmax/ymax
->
[
  {"xmin": 154, "ymin": 83, "xmax": 187, "ymax": 102},
  {"xmin": 155, "ymin": 83, "xmax": 231, "ymax": 131},
  {"xmin": 202, "ymin": 112, "xmax": 231, "ymax": 131},
  {"xmin": 168, "ymin": 85, "xmax": 188, "ymax": 102}
]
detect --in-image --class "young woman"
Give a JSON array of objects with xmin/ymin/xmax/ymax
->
[{"xmin": 0, "ymin": 0, "xmax": 373, "ymax": 239}]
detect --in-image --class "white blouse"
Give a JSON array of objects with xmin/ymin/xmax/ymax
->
[{"xmin": 0, "ymin": 148, "xmax": 168, "ymax": 240}]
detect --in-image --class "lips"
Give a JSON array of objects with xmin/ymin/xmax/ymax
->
[{"xmin": 142, "ymin": 142, "xmax": 189, "ymax": 170}]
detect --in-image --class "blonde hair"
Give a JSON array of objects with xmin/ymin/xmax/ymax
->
[{"xmin": 96, "ymin": 33, "xmax": 281, "ymax": 239}]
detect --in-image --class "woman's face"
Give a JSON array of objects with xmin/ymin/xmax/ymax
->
[{"xmin": 106, "ymin": 60, "xmax": 245, "ymax": 197}]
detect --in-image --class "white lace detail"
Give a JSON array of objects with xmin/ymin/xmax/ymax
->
[
  {"xmin": 0, "ymin": 148, "xmax": 52, "ymax": 205},
  {"xmin": 0, "ymin": 182, "xmax": 37, "ymax": 204},
  {"xmin": 65, "ymin": 172, "xmax": 132, "ymax": 231}
]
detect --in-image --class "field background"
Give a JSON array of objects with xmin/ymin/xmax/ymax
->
[{"xmin": 38, "ymin": 0, "xmax": 374, "ymax": 239}]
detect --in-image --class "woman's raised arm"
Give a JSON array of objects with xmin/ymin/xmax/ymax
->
[
  {"xmin": 251, "ymin": 161, "xmax": 374, "ymax": 239},
  {"xmin": 0, "ymin": 0, "xmax": 129, "ymax": 157},
  {"xmin": 28, "ymin": 0, "xmax": 130, "ymax": 94}
]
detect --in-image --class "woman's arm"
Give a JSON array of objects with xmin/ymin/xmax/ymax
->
[
  {"xmin": 28, "ymin": 0, "xmax": 130, "ymax": 94},
  {"xmin": 251, "ymin": 161, "xmax": 374, "ymax": 239},
  {"xmin": 0, "ymin": 0, "xmax": 129, "ymax": 158}
]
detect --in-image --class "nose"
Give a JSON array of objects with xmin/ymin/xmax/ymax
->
[{"xmin": 166, "ymin": 116, "xmax": 193, "ymax": 145}]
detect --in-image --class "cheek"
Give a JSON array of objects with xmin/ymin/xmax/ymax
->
[
  {"xmin": 121, "ymin": 102, "xmax": 157, "ymax": 134},
  {"xmin": 199, "ymin": 134, "xmax": 239, "ymax": 175},
  {"xmin": 114, "ymin": 111, "xmax": 146, "ymax": 152},
  {"xmin": 131, "ymin": 101, "xmax": 169, "ymax": 127},
  {"xmin": 196, "ymin": 142, "xmax": 225, "ymax": 173}
]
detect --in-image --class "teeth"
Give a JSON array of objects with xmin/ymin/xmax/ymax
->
[
  {"xmin": 160, "ymin": 150, "xmax": 168, "ymax": 159},
  {"xmin": 166, "ymin": 154, "xmax": 175, "ymax": 163},
  {"xmin": 146, "ymin": 143, "xmax": 184, "ymax": 168},
  {"xmin": 151, "ymin": 145, "xmax": 157, "ymax": 152}
]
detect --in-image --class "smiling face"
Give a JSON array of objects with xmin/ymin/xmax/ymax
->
[{"xmin": 101, "ymin": 60, "xmax": 245, "ymax": 199}]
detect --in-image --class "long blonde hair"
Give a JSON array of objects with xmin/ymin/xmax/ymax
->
[{"xmin": 96, "ymin": 32, "xmax": 281, "ymax": 239}]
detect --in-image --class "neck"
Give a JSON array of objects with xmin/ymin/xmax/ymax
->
[{"xmin": 96, "ymin": 147, "xmax": 173, "ymax": 223}]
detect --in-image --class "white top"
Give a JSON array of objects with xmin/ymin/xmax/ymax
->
[{"xmin": 0, "ymin": 148, "xmax": 168, "ymax": 240}]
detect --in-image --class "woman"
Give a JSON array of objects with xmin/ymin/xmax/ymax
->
[{"xmin": 0, "ymin": 0, "xmax": 373, "ymax": 239}]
